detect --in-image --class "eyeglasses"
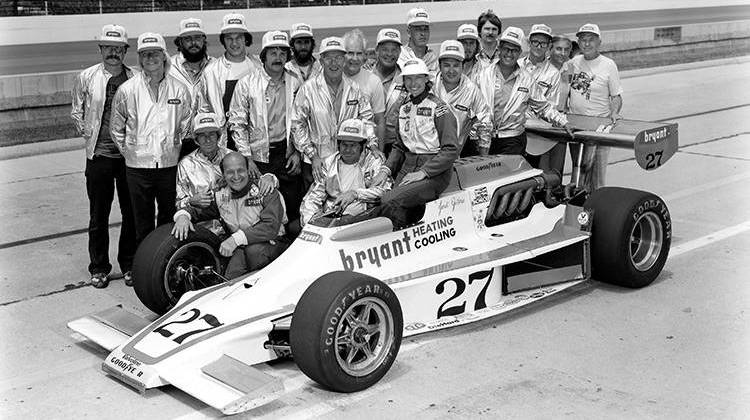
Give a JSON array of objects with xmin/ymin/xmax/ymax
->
[{"xmin": 530, "ymin": 40, "xmax": 550, "ymax": 48}]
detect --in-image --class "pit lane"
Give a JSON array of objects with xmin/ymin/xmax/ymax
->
[{"xmin": 1, "ymin": 61, "xmax": 749, "ymax": 419}]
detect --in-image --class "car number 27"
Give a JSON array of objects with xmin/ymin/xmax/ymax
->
[
  {"xmin": 153, "ymin": 308, "xmax": 223, "ymax": 344},
  {"xmin": 435, "ymin": 269, "xmax": 493, "ymax": 318}
]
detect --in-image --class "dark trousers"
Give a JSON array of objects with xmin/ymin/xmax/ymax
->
[
  {"xmin": 225, "ymin": 240, "xmax": 288, "ymax": 279},
  {"xmin": 489, "ymin": 132, "xmax": 527, "ymax": 155},
  {"xmin": 125, "ymin": 166, "xmax": 178, "ymax": 245},
  {"xmin": 301, "ymin": 161, "xmax": 314, "ymax": 192},
  {"xmin": 256, "ymin": 143, "xmax": 305, "ymax": 222},
  {"xmin": 86, "ymin": 156, "xmax": 136, "ymax": 275},
  {"xmin": 377, "ymin": 169, "xmax": 452, "ymax": 229}
]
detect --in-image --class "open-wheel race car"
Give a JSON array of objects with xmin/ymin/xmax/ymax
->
[{"xmin": 68, "ymin": 114, "xmax": 678, "ymax": 415}]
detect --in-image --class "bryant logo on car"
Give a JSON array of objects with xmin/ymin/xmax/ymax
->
[
  {"xmin": 199, "ymin": 117, "xmax": 214, "ymax": 123},
  {"xmin": 643, "ymin": 127, "xmax": 668, "ymax": 143},
  {"xmin": 167, "ymin": 99, "xmax": 181, "ymax": 104},
  {"xmin": 106, "ymin": 31, "xmax": 121, "ymax": 37}
]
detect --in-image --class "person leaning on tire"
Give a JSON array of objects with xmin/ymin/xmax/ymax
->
[{"xmin": 172, "ymin": 152, "xmax": 288, "ymax": 279}]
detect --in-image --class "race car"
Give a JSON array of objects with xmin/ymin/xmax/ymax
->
[{"xmin": 68, "ymin": 114, "xmax": 678, "ymax": 415}]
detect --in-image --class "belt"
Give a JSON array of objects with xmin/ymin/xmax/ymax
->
[{"xmin": 269, "ymin": 141, "xmax": 286, "ymax": 150}]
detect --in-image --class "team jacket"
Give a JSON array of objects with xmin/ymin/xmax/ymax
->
[
  {"xmin": 376, "ymin": 66, "xmax": 410, "ymax": 146},
  {"xmin": 434, "ymin": 74, "xmax": 492, "ymax": 151},
  {"xmin": 300, "ymin": 150, "xmax": 392, "ymax": 225},
  {"xmin": 291, "ymin": 72, "xmax": 376, "ymax": 163},
  {"xmin": 284, "ymin": 58, "xmax": 322, "ymax": 82},
  {"xmin": 170, "ymin": 54, "xmax": 213, "ymax": 119},
  {"xmin": 398, "ymin": 46, "xmax": 438, "ymax": 79},
  {"xmin": 227, "ymin": 69, "xmax": 302, "ymax": 163},
  {"xmin": 175, "ymin": 147, "xmax": 229, "ymax": 209},
  {"xmin": 518, "ymin": 56, "xmax": 562, "ymax": 108},
  {"xmin": 387, "ymin": 88, "xmax": 459, "ymax": 178},
  {"xmin": 476, "ymin": 64, "xmax": 568, "ymax": 137},
  {"xmin": 110, "ymin": 70, "xmax": 193, "ymax": 168},
  {"xmin": 71, "ymin": 63, "xmax": 137, "ymax": 159}
]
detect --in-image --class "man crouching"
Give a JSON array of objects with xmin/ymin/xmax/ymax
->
[{"xmin": 171, "ymin": 152, "xmax": 288, "ymax": 279}]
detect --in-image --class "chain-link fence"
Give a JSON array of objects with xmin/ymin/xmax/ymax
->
[{"xmin": 1, "ymin": 0, "xmax": 451, "ymax": 16}]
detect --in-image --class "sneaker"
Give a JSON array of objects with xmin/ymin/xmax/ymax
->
[
  {"xmin": 90, "ymin": 272, "xmax": 109, "ymax": 289},
  {"xmin": 123, "ymin": 271, "xmax": 134, "ymax": 287}
]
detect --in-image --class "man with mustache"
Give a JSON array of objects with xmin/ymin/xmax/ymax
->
[
  {"xmin": 71, "ymin": 24, "xmax": 137, "ymax": 288},
  {"xmin": 476, "ymin": 9, "xmax": 502, "ymax": 65},
  {"xmin": 372, "ymin": 28, "xmax": 409, "ymax": 156},
  {"xmin": 285, "ymin": 22, "xmax": 321, "ymax": 82},
  {"xmin": 228, "ymin": 30, "xmax": 305, "ymax": 223},
  {"xmin": 398, "ymin": 8, "xmax": 438, "ymax": 78},
  {"xmin": 343, "ymin": 28, "xmax": 385, "ymax": 145}
]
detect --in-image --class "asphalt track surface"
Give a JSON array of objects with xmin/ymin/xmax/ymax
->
[
  {"xmin": 0, "ymin": 57, "xmax": 749, "ymax": 418},
  {"xmin": 1, "ymin": 4, "xmax": 750, "ymax": 75}
]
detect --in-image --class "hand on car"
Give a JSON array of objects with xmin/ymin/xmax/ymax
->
[
  {"xmin": 399, "ymin": 170, "xmax": 427, "ymax": 186},
  {"xmin": 171, "ymin": 215, "xmax": 194, "ymax": 240},
  {"xmin": 286, "ymin": 151, "xmax": 302, "ymax": 176},
  {"xmin": 332, "ymin": 190, "xmax": 358, "ymax": 211},
  {"xmin": 219, "ymin": 237, "xmax": 238, "ymax": 257},
  {"xmin": 189, "ymin": 191, "xmax": 213, "ymax": 208}
]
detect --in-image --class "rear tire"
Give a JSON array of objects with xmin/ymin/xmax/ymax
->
[{"xmin": 585, "ymin": 187, "xmax": 671, "ymax": 288}]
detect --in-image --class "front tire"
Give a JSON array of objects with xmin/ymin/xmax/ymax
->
[{"xmin": 290, "ymin": 272, "xmax": 403, "ymax": 392}]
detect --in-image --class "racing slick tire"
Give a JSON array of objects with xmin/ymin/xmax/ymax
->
[
  {"xmin": 290, "ymin": 272, "xmax": 403, "ymax": 392},
  {"xmin": 585, "ymin": 187, "xmax": 671, "ymax": 288},
  {"xmin": 132, "ymin": 223, "xmax": 224, "ymax": 315}
]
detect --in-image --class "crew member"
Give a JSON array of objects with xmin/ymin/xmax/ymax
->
[
  {"xmin": 343, "ymin": 29, "xmax": 386, "ymax": 143},
  {"xmin": 71, "ymin": 24, "xmax": 137, "ymax": 288},
  {"xmin": 371, "ymin": 28, "xmax": 409, "ymax": 155},
  {"xmin": 286, "ymin": 22, "xmax": 322, "ymax": 82},
  {"xmin": 398, "ymin": 8, "xmax": 438, "ymax": 77},
  {"xmin": 476, "ymin": 10, "xmax": 502, "ymax": 64},
  {"xmin": 456, "ymin": 23, "xmax": 483, "ymax": 83}
]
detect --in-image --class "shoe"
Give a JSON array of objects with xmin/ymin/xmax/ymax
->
[
  {"xmin": 90, "ymin": 272, "xmax": 109, "ymax": 289},
  {"xmin": 123, "ymin": 271, "xmax": 134, "ymax": 287}
]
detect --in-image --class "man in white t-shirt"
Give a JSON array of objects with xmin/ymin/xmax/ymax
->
[
  {"xmin": 566, "ymin": 23, "xmax": 623, "ymax": 191},
  {"xmin": 343, "ymin": 29, "xmax": 386, "ymax": 146}
]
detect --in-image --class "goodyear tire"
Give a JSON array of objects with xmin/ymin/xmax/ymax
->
[
  {"xmin": 132, "ymin": 223, "xmax": 224, "ymax": 315},
  {"xmin": 585, "ymin": 187, "xmax": 671, "ymax": 288},
  {"xmin": 290, "ymin": 272, "xmax": 403, "ymax": 392}
]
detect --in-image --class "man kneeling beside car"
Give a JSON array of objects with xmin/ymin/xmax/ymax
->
[{"xmin": 172, "ymin": 151, "xmax": 288, "ymax": 279}]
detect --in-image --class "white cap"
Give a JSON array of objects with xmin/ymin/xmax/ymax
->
[
  {"xmin": 262, "ymin": 31, "xmax": 290, "ymax": 51},
  {"xmin": 376, "ymin": 28, "xmax": 402, "ymax": 46},
  {"xmin": 179, "ymin": 18, "xmax": 205, "ymax": 36},
  {"xmin": 576, "ymin": 23, "xmax": 601, "ymax": 37},
  {"xmin": 337, "ymin": 118, "xmax": 369, "ymax": 143},
  {"xmin": 401, "ymin": 58, "xmax": 429, "ymax": 76},
  {"xmin": 319, "ymin": 36, "xmax": 346, "ymax": 54},
  {"xmin": 193, "ymin": 112, "xmax": 222, "ymax": 134},
  {"xmin": 290, "ymin": 23, "xmax": 313, "ymax": 41},
  {"xmin": 529, "ymin": 23, "xmax": 552, "ymax": 38},
  {"xmin": 456, "ymin": 24, "xmax": 479, "ymax": 41},
  {"xmin": 221, "ymin": 13, "xmax": 249, "ymax": 34},
  {"xmin": 499, "ymin": 26, "xmax": 524, "ymax": 49},
  {"xmin": 439, "ymin": 40, "xmax": 465, "ymax": 61},
  {"xmin": 98, "ymin": 24, "xmax": 128, "ymax": 46},
  {"xmin": 137, "ymin": 32, "xmax": 167, "ymax": 52},
  {"xmin": 407, "ymin": 8, "xmax": 430, "ymax": 26}
]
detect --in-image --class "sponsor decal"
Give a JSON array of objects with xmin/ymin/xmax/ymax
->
[
  {"xmin": 427, "ymin": 318, "xmax": 459, "ymax": 330},
  {"xmin": 385, "ymin": 31, "xmax": 398, "ymax": 38},
  {"xmin": 475, "ymin": 160, "xmax": 501, "ymax": 172},
  {"xmin": 142, "ymin": 37, "xmax": 158, "ymax": 43},
  {"xmin": 343, "ymin": 126, "xmax": 359, "ymax": 133},
  {"xmin": 446, "ymin": 45, "xmax": 460, "ymax": 51},
  {"xmin": 272, "ymin": 34, "xmax": 287, "ymax": 41},
  {"xmin": 105, "ymin": 31, "xmax": 122, "ymax": 37},
  {"xmin": 518, "ymin": 87, "xmax": 529, "ymax": 93},
  {"xmin": 453, "ymin": 246, "xmax": 468, "ymax": 251},
  {"xmin": 327, "ymin": 40, "xmax": 341, "ymax": 46},
  {"xmin": 199, "ymin": 117, "xmax": 215, "ymax": 124},
  {"xmin": 632, "ymin": 199, "xmax": 671, "ymax": 239},
  {"xmin": 472, "ymin": 186, "xmax": 489, "ymax": 205},
  {"xmin": 298, "ymin": 230, "xmax": 323, "ymax": 244},
  {"xmin": 296, "ymin": 25, "xmax": 311, "ymax": 32},
  {"xmin": 405, "ymin": 322, "xmax": 426, "ymax": 331},
  {"xmin": 110, "ymin": 355, "xmax": 144, "ymax": 377},
  {"xmin": 507, "ymin": 32, "xmax": 519, "ymax": 39},
  {"xmin": 228, "ymin": 18, "xmax": 243, "ymax": 24},
  {"xmin": 643, "ymin": 127, "xmax": 668, "ymax": 143},
  {"xmin": 416, "ymin": 12, "xmax": 428, "ymax": 18},
  {"xmin": 455, "ymin": 104, "xmax": 469, "ymax": 112},
  {"xmin": 167, "ymin": 98, "xmax": 181, "ymax": 104},
  {"xmin": 462, "ymin": 28, "xmax": 474, "ymax": 33},
  {"xmin": 473, "ymin": 209, "xmax": 486, "ymax": 230},
  {"xmin": 577, "ymin": 211, "xmax": 590, "ymax": 226},
  {"xmin": 324, "ymin": 282, "xmax": 388, "ymax": 346},
  {"xmin": 185, "ymin": 22, "xmax": 200, "ymax": 28},
  {"xmin": 416, "ymin": 107, "xmax": 432, "ymax": 117},
  {"xmin": 346, "ymin": 99, "xmax": 358, "ymax": 106},
  {"xmin": 455, "ymin": 312, "xmax": 479, "ymax": 321}
]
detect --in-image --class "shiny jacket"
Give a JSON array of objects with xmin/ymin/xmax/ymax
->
[
  {"xmin": 227, "ymin": 69, "xmax": 302, "ymax": 163},
  {"xmin": 398, "ymin": 46, "xmax": 438, "ymax": 78},
  {"xmin": 434, "ymin": 74, "xmax": 492, "ymax": 150},
  {"xmin": 175, "ymin": 147, "xmax": 229, "ymax": 209},
  {"xmin": 300, "ymin": 150, "xmax": 391, "ymax": 225},
  {"xmin": 373, "ymin": 66, "xmax": 409, "ymax": 145},
  {"xmin": 170, "ymin": 54, "xmax": 213, "ymax": 117},
  {"xmin": 291, "ymin": 72, "xmax": 375, "ymax": 162},
  {"xmin": 476, "ymin": 64, "xmax": 567, "ymax": 137},
  {"xmin": 518, "ymin": 56, "xmax": 561, "ymax": 107},
  {"xmin": 110, "ymin": 70, "xmax": 193, "ymax": 168},
  {"xmin": 71, "ymin": 63, "xmax": 136, "ymax": 159},
  {"xmin": 284, "ymin": 58, "xmax": 322, "ymax": 82}
]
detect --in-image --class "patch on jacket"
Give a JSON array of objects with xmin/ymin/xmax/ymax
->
[
  {"xmin": 455, "ymin": 104, "xmax": 470, "ymax": 112},
  {"xmin": 346, "ymin": 99, "xmax": 359, "ymax": 105},
  {"xmin": 167, "ymin": 98, "xmax": 182, "ymax": 104},
  {"xmin": 245, "ymin": 197, "xmax": 263, "ymax": 206},
  {"xmin": 416, "ymin": 107, "xmax": 432, "ymax": 117},
  {"xmin": 517, "ymin": 87, "xmax": 529, "ymax": 93},
  {"xmin": 538, "ymin": 81, "xmax": 550, "ymax": 88}
]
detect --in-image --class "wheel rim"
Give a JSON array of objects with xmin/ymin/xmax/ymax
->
[
  {"xmin": 163, "ymin": 242, "xmax": 221, "ymax": 304},
  {"xmin": 334, "ymin": 297, "xmax": 394, "ymax": 377},
  {"xmin": 629, "ymin": 212, "xmax": 664, "ymax": 272}
]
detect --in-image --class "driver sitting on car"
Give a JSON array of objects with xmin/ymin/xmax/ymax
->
[
  {"xmin": 299, "ymin": 118, "xmax": 391, "ymax": 226},
  {"xmin": 172, "ymin": 151, "xmax": 288, "ymax": 279}
]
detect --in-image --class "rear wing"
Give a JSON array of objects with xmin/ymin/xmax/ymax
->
[{"xmin": 526, "ymin": 114, "xmax": 679, "ymax": 171}]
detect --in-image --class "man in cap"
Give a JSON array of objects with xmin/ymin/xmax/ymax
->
[
  {"xmin": 286, "ymin": 22, "xmax": 322, "ymax": 82},
  {"xmin": 477, "ymin": 10, "xmax": 502, "ymax": 64},
  {"xmin": 371, "ymin": 28, "xmax": 409, "ymax": 156},
  {"xmin": 172, "ymin": 152, "xmax": 288, "ymax": 280},
  {"xmin": 434, "ymin": 40, "xmax": 492, "ymax": 157},
  {"xmin": 291, "ymin": 36, "xmax": 377, "ymax": 188},
  {"xmin": 170, "ymin": 18, "xmax": 213, "ymax": 158},
  {"xmin": 198, "ymin": 13, "xmax": 261, "ymax": 150},
  {"xmin": 398, "ymin": 8, "xmax": 438, "ymax": 77},
  {"xmin": 228, "ymin": 30, "xmax": 306, "ymax": 224},
  {"xmin": 475, "ymin": 27, "xmax": 571, "ymax": 155},
  {"xmin": 300, "ymin": 118, "xmax": 391, "ymax": 226},
  {"xmin": 71, "ymin": 24, "xmax": 137, "ymax": 288},
  {"xmin": 343, "ymin": 29, "xmax": 386, "ymax": 143},
  {"xmin": 456, "ymin": 23, "xmax": 483, "ymax": 83},
  {"xmin": 566, "ymin": 23, "xmax": 623, "ymax": 191},
  {"xmin": 111, "ymin": 32, "xmax": 192, "ymax": 261}
]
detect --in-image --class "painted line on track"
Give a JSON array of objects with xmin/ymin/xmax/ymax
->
[
  {"xmin": 663, "ymin": 171, "xmax": 750, "ymax": 201},
  {"xmin": 670, "ymin": 220, "xmax": 750, "ymax": 258}
]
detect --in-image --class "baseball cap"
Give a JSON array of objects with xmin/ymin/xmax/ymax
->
[
  {"xmin": 193, "ymin": 112, "xmax": 222, "ymax": 134},
  {"xmin": 498, "ymin": 26, "xmax": 524, "ymax": 49},
  {"xmin": 337, "ymin": 118, "xmax": 369, "ymax": 143},
  {"xmin": 179, "ymin": 18, "xmax": 205, "ymax": 37},
  {"xmin": 98, "ymin": 24, "xmax": 128, "ymax": 46},
  {"xmin": 439, "ymin": 40, "xmax": 465, "ymax": 61},
  {"xmin": 137, "ymin": 32, "xmax": 166, "ymax": 53},
  {"xmin": 576, "ymin": 23, "xmax": 601, "ymax": 37},
  {"xmin": 529, "ymin": 24, "xmax": 552, "ymax": 39},
  {"xmin": 262, "ymin": 31, "xmax": 290, "ymax": 51},
  {"xmin": 221, "ymin": 13, "xmax": 249, "ymax": 34},
  {"xmin": 319, "ymin": 36, "xmax": 346, "ymax": 54},
  {"xmin": 290, "ymin": 23, "xmax": 313, "ymax": 41},
  {"xmin": 457, "ymin": 24, "xmax": 479, "ymax": 41},
  {"xmin": 407, "ymin": 8, "xmax": 430, "ymax": 26},
  {"xmin": 401, "ymin": 58, "xmax": 429, "ymax": 76},
  {"xmin": 376, "ymin": 28, "xmax": 402, "ymax": 46}
]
